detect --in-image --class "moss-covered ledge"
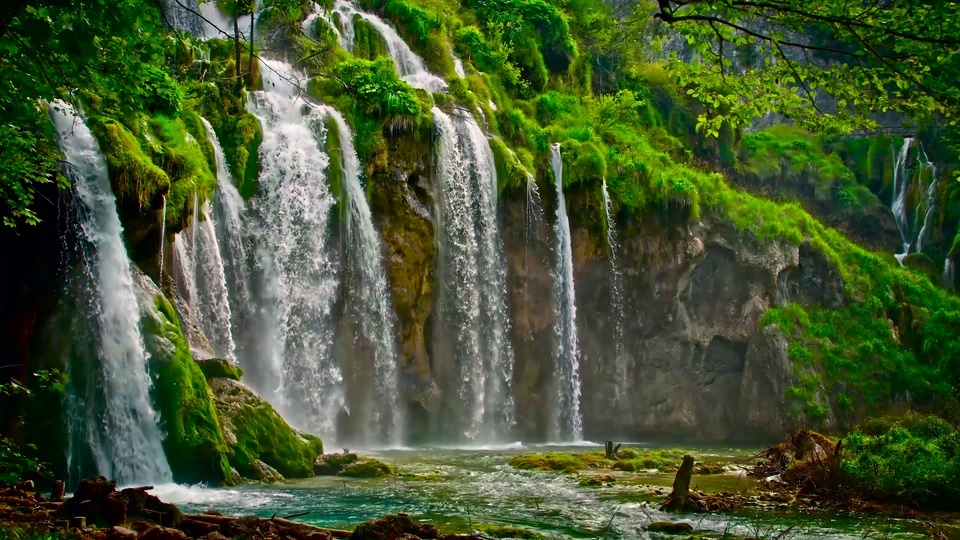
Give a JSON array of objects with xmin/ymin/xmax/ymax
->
[
  {"xmin": 134, "ymin": 270, "xmax": 233, "ymax": 486},
  {"xmin": 208, "ymin": 377, "xmax": 323, "ymax": 480}
]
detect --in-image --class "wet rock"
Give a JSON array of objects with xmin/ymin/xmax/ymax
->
[
  {"xmin": 109, "ymin": 525, "xmax": 138, "ymax": 538},
  {"xmin": 648, "ymin": 521, "xmax": 694, "ymax": 534},
  {"xmin": 339, "ymin": 459, "xmax": 392, "ymax": 478},
  {"xmin": 251, "ymin": 459, "xmax": 284, "ymax": 483},
  {"xmin": 314, "ymin": 453, "xmax": 359, "ymax": 475},
  {"xmin": 139, "ymin": 525, "xmax": 189, "ymax": 540},
  {"xmin": 196, "ymin": 358, "xmax": 244, "ymax": 381}
]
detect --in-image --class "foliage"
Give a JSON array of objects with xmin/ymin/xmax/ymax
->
[
  {"xmin": 841, "ymin": 413, "xmax": 960, "ymax": 508},
  {"xmin": 0, "ymin": 370, "xmax": 65, "ymax": 486},
  {"xmin": 652, "ymin": 1, "xmax": 960, "ymax": 145},
  {"xmin": 329, "ymin": 58, "xmax": 430, "ymax": 126},
  {"xmin": 146, "ymin": 296, "xmax": 232, "ymax": 485},
  {"xmin": 0, "ymin": 104, "xmax": 66, "ymax": 227}
]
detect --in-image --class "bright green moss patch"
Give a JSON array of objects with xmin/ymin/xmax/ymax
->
[
  {"xmin": 88, "ymin": 117, "xmax": 170, "ymax": 210},
  {"xmin": 490, "ymin": 138, "xmax": 530, "ymax": 193},
  {"xmin": 196, "ymin": 358, "xmax": 244, "ymax": 381},
  {"xmin": 148, "ymin": 115, "xmax": 218, "ymax": 229},
  {"xmin": 211, "ymin": 378, "xmax": 321, "ymax": 479},
  {"xmin": 324, "ymin": 116, "xmax": 344, "ymax": 206},
  {"xmin": 353, "ymin": 18, "xmax": 390, "ymax": 61},
  {"xmin": 508, "ymin": 449, "xmax": 686, "ymax": 474},
  {"xmin": 147, "ymin": 296, "xmax": 232, "ymax": 485},
  {"xmin": 339, "ymin": 458, "xmax": 392, "ymax": 477}
]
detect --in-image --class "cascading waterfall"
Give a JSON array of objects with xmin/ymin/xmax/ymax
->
[
  {"xmin": 332, "ymin": 0, "xmax": 448, "ymax": 92},
  {"xmin": 601, "ymin": 179, "xmax": 628, "ymax": 404},
  {"xmin": 891, "ymin": 137, "xmax": 941, "ymax": 264},
  {"xmin": 550, "ymin": 143, "xmax": 582, "ymax": 441},
  {"xmin": 945, "ymin": 259, "xmax": 955, "ymax": 290},
  {"xmin": 432, "ymin": 107, "xmax": 515, "ymax": 442},
  {"xmin": 525, "ymin": 173, "xmax": 547, "ymax": 268},
  {"xmin": 318, "ymin": 105, "xmax": 402, "ymax": 444},
  {"xmin": 161, "ymin": 0, "xmax": 206, "ymax": 37},
  {"xmin": 245, "ymin": 59, "xmax": 342, "ymax": 435},
  {"xmin": 49, "ymin": 101, "xmax": 172, "ymax": 486}
]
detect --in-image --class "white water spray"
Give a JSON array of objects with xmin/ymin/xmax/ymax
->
[
  {"xmin": 433, "ymin": 107, "xmax": 515, "ymax": 442},
  {"xmin": 50, "ymin": 101, "xmax": 173, "ymax": 486},
  {"xmin": 319, "ymin": 105, "xmax": 403, "ymax": 444},
  {"xmin": 246, "ymin": 59, "xmax": 341, "ymax": 436},
  {"xmin": 550, "ymin": 143, "xmax": 582, "ymax": 441}
]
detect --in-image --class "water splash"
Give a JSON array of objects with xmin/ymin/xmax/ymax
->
[
  {"xmin": 246, "ymin": 58, "xmax": 341, "ymax": 436},
  {"xmin": 49, "ymin": 101, "xmax": 172, "ymax": 486},
  {"xmin": 333, "ymin": 0, "xmax": 448, "ymax": 92},
  {"xmin": 601, "ymin": 179, "xmax": 627, "ymax": 405},
  {"xmin": 318, "ymin": 105, "xmax": 403, "ymax": 444},
  {"xmin": 432, "ymin": 107, "xmax": 515, "ymax": 442},
  {"xmin": 550, "ymin": 143, "xmax": 582, "ymax": 442}
]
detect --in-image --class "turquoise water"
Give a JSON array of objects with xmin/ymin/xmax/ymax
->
[{"xmin": 151, "ymin": 445, "xmax": 928, "ymax": 539}]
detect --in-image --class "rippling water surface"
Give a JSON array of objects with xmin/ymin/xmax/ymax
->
[{"xmin": 152, "ymin": 445, "xmax": 927, "ymax": 539}]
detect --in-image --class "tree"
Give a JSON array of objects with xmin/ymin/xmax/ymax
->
[{"xmin": 647, "ymin": 0, "xmax": 960, "ymax": 140}]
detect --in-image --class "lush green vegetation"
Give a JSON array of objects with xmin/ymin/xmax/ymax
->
[{"xmin": 840, "ymin": 413, "xmax": 960, "ymax": 508}]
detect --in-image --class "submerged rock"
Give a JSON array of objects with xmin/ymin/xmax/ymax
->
[{"xmin": 647, "ymin": 521, "xmax": 694, "ymax": 534}]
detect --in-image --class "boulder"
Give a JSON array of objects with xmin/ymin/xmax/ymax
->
[
  {"xmin": 648, "ymin": 521, "xmax": 694, "ymax": 534},
  {"xmin": 314, "ymin": 453, "xmax": 359, "ymax": 476},
  {"xmin": 251, "ymin": 460, "xmax": 285, "ymax": 483}
]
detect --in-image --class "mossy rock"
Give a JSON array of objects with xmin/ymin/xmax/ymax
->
[
  {"xmin": 338, "ymin": 458, "xmax": 392, "ymax": 478},
  {"xmin": 209, "ymin": 377, "xmax": 322, "ymax": 479},
  {"xmin": 314, "ymin": 452, "xmax": 359, "ymax": 475},
  {"xmin": 196, "ymin": 358, "xmax": 244, "ymax": 381},
  {"xmin": 134, "ymin": 271, "xmax": 232, "ymax": 486}
]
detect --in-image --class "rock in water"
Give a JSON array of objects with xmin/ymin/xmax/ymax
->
[
  {"xmin": 648, "ymin": 521, "xmax": 694, "ymax": 534},
  {"xmin": 251, "ymin": 460, "xmax": 285, "ymax": 483}
]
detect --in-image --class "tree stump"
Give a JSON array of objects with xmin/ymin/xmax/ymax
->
[
  {"xmin": 51, "ymin": 480, "xmax": 65, "ymax": 502},
  {"xmin": 605, "ymin": 441, "xmax": 615, "ymax": 458},
  {"xmin": 662, "ymin": 455, "xmax": 695, "ymax": 511}
]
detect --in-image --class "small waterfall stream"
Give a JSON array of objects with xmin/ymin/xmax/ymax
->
[
  {"xmin": 319, "ymin": 105, "xmax": 402, "ymax": 444},
  {"xmin": 945, "ymin": 259, "xmax": 955, "ymax": 289},
  {"xmin": 601, "ymin": 179, "xmax": 627, "ymax": 405},
  {"xmin": 246, "ymin": 59, "xmax": 341, "ymax": 435},
  {"xmin": 50, "ymin": 101, "xmax": 172, "ymax": 486},
  {"xmin": 550, "ymin": 144, "xmax": 582, "ymax": 441},
  {"xmin": 432, "ymin": 107, "xmax": 515, "ymax": 442},
  {"xmin": 891, "ymin": 137, "xmax": 941, "ymax": 264},
  {"xmin": 332, "ymin": 0, "xmax": 448, "ymax": 92}
]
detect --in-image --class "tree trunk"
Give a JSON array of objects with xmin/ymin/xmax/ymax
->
[
  {"xmin": 233, "ymin": 2, "xmax": 242, "ymax": 88},
  {"xmin": 663, "ymin": 454, "xmax": 694, "ymax": 511},
  {"xmin": 247, "ymin": 8, "xmax": 255, "ymax": 85},
  {"xmin": 605, "ymin": 440, "xmax": 614, "ymax": 458}
]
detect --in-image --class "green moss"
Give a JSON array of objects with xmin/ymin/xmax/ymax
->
[
  {"xmin": 196, "ymin": 358, "xmax": 244, "ymax": 381},
  {"xmin": 324, "ymin": 116, "xmax": 344, "ymax": 207},
  {"xmin": 147, "ymin": 296, "xmax": 232, "ymax": 485},
  {"xmin": 490, "ymin": 138, "xmax": 530, "ymax": 193},
  {"xmin": 88, "ymin": 117, "xmax": 170, "ymax": 210},
  {"xmin": 353, "ymin": 18, "xmax": 390, "ymax": 61},
  {"xmin": 339, "ymin": 458, "xmax": 392, "ymax": 477},
  {"xmin": 508, "ymin": 449, "xmax": 686, "ymax": 473},
  {"xmin": 214, "ymin": 379, "xmax": 321, "ymax": 479}
]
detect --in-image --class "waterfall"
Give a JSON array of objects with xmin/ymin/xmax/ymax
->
[
  {"xmin": 945, "ymin": 259, "xmax": 955, "ymax": 290},
  {"xmin": 891, "ymin": 137, "xmax": 913, "ymax": 262},
  {"xmin": 171, "ymin": 234, "xmax": 197, "ymax": 307},
  {"xmin": 432, "ymin": 107, "xmax": 515, "ymax": 442},
  {"xmin": 332, "ymin": 0, "xmax": 448, "ymax": 92},
  {"xmin": 550, "ymin": 143, "xmax": 582, "ymax": 441},
  {"xmin": 245, "ymin": 59, "xmax": 341, "ymax": 435},
  {"xmin": 161, "ymin": 0, "xmax": 206, "ymax": 37},
  {"xmin": 525, "ymin": 173, "xmax": 547, "ymax": 268},
  {"xmin": 890, "ymin": 137, "xmax": 941, "ymax": 264},
  {"xmin": 49, "ymin": 101, "xmax": 172, "ymax": 486},
  {"xmin": 317, "ymin": 105, "xmax": 402, "ymax": 444},
  {"xmin": 601, "ymin": 179, "xmax": 627, "ymax": 405}
]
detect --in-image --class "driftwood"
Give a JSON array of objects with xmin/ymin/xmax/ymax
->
[
  {"xmin": 604, "ymin": 441, "xmax": 622, "ymax": 458},
  {"xmin": 661, "ymin": 455, "xmax": 694, "ymax": 511}
]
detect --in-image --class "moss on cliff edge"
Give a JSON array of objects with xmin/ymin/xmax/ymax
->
[
  {"xmin": 147, "ymin": 296, "xmax": 232, "ymax": 485},
  {"xmin": 209, "ymin": 378, "xmax": 322, "ymax": 479}
]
